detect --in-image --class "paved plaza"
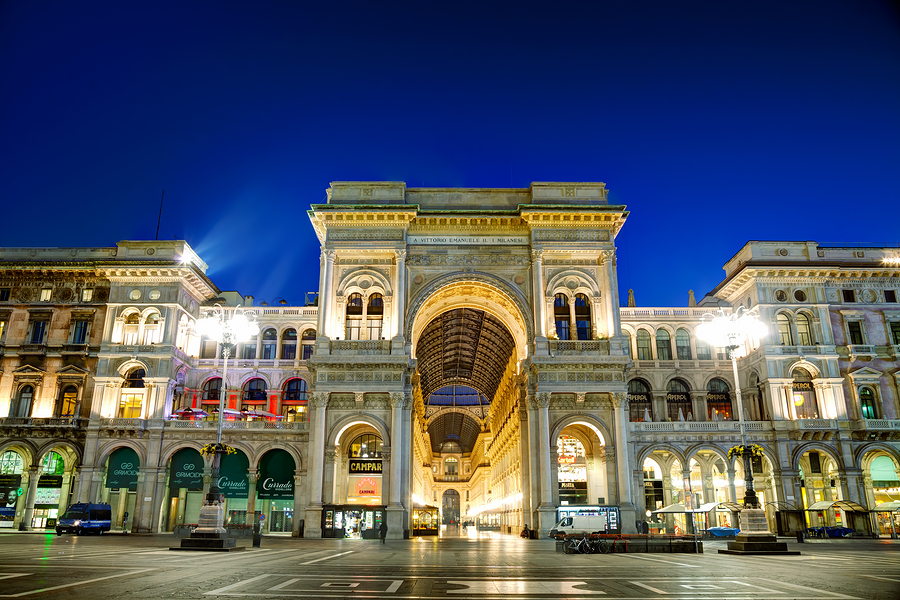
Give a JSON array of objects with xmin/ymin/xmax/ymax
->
[{"xmin": 0, "ymin": 532, "xmax": 897, "ymax": 599}]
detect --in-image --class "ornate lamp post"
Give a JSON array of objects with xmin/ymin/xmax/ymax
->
[
  {"xmin": 697, "ymin": 307, "xmax": 766, "ymax": 508},
  {"xmin": 183, "ymin": 305, "xmax": 258, "ymax": 548}
]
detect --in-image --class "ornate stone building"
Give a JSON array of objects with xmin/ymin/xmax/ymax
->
[{"xmin": 1, "ymin": 184, "xmax": 898, "ymax": 538}]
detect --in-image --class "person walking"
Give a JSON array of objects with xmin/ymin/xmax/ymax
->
[{"xmin": 379, "ymin": 519, "xmax": 388, "ymax": 544}]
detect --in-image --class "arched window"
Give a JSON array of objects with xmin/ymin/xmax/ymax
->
[
  {"xmin": 656, "ymin": 329, "xmax": 672, "ymax": 360},
  {"xmin": 0, "ymin": 451, "xmax": 25, "ymax": 474},
  {"xmin": 621, "ymin": 330, "xmax": 632, "ymax": 356},
  {"xmin": 42, "ymin": 451, "xmax": 64, "ymax": 475},
  {"xmin": 554, "ymin": 294, "xmax": 571, "ymax": 340},
  {"xmin": 261, "ymin": 328, "xmax": 277, "ymax": 359},
  {"xmin": 345, "ymin": 293, "xmax": 363, "ymax": 340},
  {"xmin": 367, "ymin": 293, "xmax": 383, "ymax": 339},
  {"xmin": 777, "ymin": 313, "xmax": 794, "ymax": 345},
  {"xmin": 859, "ymin": 387, "xmax": 878, "ymax": 419},
  {"xmin": 628, "ymin": 379, "xmax": 652, "ymax": 421},
  {"xmin": 281, "ymin": 328, "xmax": 297, "ymax": 360},
  {"xmin": 796, "ymin": 313, "xmax": 814, "ymax": 346},
  {"xmin": 444, "ymin": 457, "xmax": 458, "ymax": 476},
  {"xmin": 636, "ymin": 329, "xmax": 652, "ymax": 360},
  {"xmin": 124, "ymin": 368, "xmax": 145, "ymax": 388},
  {"xmin": 666, "ymin": 379, "xmax": 692, "ymax": 421},
  {"xmin": 119, "ymin": 368, "xmax": 145, "ymax": 418},
  {"xmin": 282, "ymin": 378, "xmax": 308, "ymax": 421},
  {"xmin": 695, "ymin": 337, "xmax": 712, "ymax": 360},
  {"xmin": 142, "ymin": 313, "xmax": 161, "ymax": 344},
  {"xmin": 123, "ymin": 313, "xmax": 140, "ymax": 345},
  {"xmin": 791, "ymin": 368, "xmax": 819, "ymax": 419},
  {"xmin": 58, "ymin": 385, "xmax": 78, "ymax": 418},
  {"xmin": 706, "ymin": 378, "xmax": 732, "ymax": 420},
  {"xmin": 202, "ymin": 377, "xmax": 222, "ymax": 401},
  {"xmin": 349, "ymin": 433, "xmax": 382, "ymax": 458},
  {"xmin": 242, "ymin": 378, "xmax": 266, "ymax": 403},
  {"xmin": 675, "ymin": 328, "xmax": 692, "ymax": 360},
  {"xmin": 574, "ymin": 294, "xmax": 591, "ymax": 340},
  {"xmin": 301, "ymin": 329, "xmax": 316, "ymax": 359},
  {"xmin": 176, "ymin": 314, "xmax": 189, "ymax": 351},
  {"xmin": 10, "ymin": 385, "xmax": 34, "ymax": 418}
]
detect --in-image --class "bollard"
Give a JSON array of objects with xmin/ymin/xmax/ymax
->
[
  {"xmin": 253, "ymin": 523, "xmax": 261, "ymax": 548},
  {"xmin": 796, "ymin": 530, "xmax": 804, "ymax": 543}
]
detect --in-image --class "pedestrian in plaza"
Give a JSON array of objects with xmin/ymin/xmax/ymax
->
[{"xmin": 379, "ymin": 519, "xmax": 387, "ymax": 544}]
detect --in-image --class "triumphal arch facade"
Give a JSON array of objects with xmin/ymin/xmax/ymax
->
[{"xmin": 305, "ymin": 181, "xmax": 633, "ymax": 538}]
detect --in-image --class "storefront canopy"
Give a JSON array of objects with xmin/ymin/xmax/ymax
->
[
  {"xmin": 806, "ymin": 500, "xmax": 868, "ymax": 513},
  {"xmin": 653, "ymin": 503, "xmax": 688, "ymax": 514},
  {"xmin": 873, "ymin": 501, "xmax": 900, "ymax": 512},
  {"xmin": 654, "ymin": 502, "xmax": 742, "ymax": 514}
]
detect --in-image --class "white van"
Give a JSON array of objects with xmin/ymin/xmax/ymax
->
[{"xmin": 549, "ymin": 514, "xmax": 608, "ymax": 537}]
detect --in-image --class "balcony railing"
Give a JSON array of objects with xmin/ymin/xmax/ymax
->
[
  {"xmin": 0, "ymin": 417, "xmax": 83, "ymax": 427},
  {"xmin": 549, "ymin": 340, "xmax": 610, "ymax": 355},
  {"xmin": 797, "ymin": 419, "xmax": 837, "ymax": 430},
  {"xmin": 860, "ymin": 419, "xmax": 900, "ymax": 431},
  {"xmin": 631, "ymin": 421, "xmax": 772, "ymax": 433},
  {"xmin": 329, "ymin": 340, "xmax": 392, "ymax": 355},
  {"xmin": 165, "ymin": 419, "xmax": 308, "ymax": 431}
]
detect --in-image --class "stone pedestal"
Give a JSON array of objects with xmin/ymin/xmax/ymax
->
[
  {"xmin": 718, "ymin": 509, "xmax": 800, "ymax": 556},
  {"xmin": 170, "ymin": 501, "xmax": 245, "ymax": 552}
]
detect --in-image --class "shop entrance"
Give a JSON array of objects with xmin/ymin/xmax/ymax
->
[{"xmin": 322, "ymin": 505, "xmax": 385, "ymax": 539}]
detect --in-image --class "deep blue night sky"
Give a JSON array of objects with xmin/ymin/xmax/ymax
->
[{"xmin": 2, "ymin": 1, "xmax": 898, "ymax": 307}]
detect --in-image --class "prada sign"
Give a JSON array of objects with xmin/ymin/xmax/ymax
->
[
  {"xmin": 559, "ymin": 481, "xmax": 587, "ymax": 490},
  {"xmin": 349, "ymin": 459, "xmax": 383, "ymax": 474}
]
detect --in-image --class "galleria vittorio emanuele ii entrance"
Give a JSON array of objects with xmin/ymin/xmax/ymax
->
[{"xmin": 304, "ymin": 181, "xmax": 633, "ymax": 538}]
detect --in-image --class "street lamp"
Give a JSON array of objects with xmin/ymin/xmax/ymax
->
[
  {"xmin": 194, "ymin": 304, "xmax": 259, "ymax": 534},
  {"xmin": 697, "ymin": 307, "xmax": 767, "ymax": 508}
]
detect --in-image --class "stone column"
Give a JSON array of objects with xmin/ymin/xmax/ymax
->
[
  {"xmin": 612, "ymin": 392, "xmax": 637, "ymax": 533},
  {"xmin": 531, "ymin": 250, "xmax": 546, "ymax": 337},
  {"xmin": 395, "ymin": 250, "xmax": 407, "ymax": 339},
  {"xmin": 318, "ymin": 249, "xmax": 336, "ymax": 338},
  {"xmin": 389, "ymin": 393, "xmax": 404, "ymax": 507},
  {"xmin": 534, "ymin": 393, "xmax": 557, "ymax": 536},
  {"xmin": 20, "ymin": 467, "xmax": 40, "ymax": 530},
  {"xmin": 526, "ymin": 394, "xmax": 541, "ymax": 529},
  {"xmin": 727, "ymin": 468, "xmax": 737, "ymax": 503},
  {"xmin": 305, "ymin": 392, "xmax": 328, "ymax": 538},
  {"xmin": 292, "ymin": 473, "xmax": 303, "ymax": 537},
  {"xmin": 58, "ymin": 472, "xmax": 73, "ymax": 515},
  {"xmin": 600, "ymin": 250, "xmax": 621, "ymax": 339},
  {"xmin": 518, "ymin": 403, "xmax": 532, "ymax": 527},
  {"xmin": 323, "ymin": 449, "xmax": 336, "ymax": 504},
  {"xmin": 246, "ymin": 469, "xmax": 258, "ymax": 522}
]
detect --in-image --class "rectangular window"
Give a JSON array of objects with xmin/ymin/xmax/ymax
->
[
  {"xmin": 0, "ymin": 288, "xmax": 10, "ymax": 301},
  {"xmin": 346, "ymin": 319, "xmax": 361, "ymax": 341},
  {"xmin": 81, "ymin": 289, "xmax": 93, "ymax": 302},
  {"xmin": 842, "ymin": 289, "xmax": 855, "ymax": 303},
  {"xmin": 656, "ymin": 339, "xmax": 672, "ymax": 360},
  {"xmin": 367, "ymin": 318, "xmax": 383, "ymax": 340},
  {"xmin": 809, "ymin": 451, "xmax": 821, "ymax": 474},
  {"xmin": 262, "ymin": 342, "xmax": 276, "ymax": 359},
  {"xmin": 695, "ymin": 340, "xmax": 711, "ymax": 360},
  {"xmin": 200, "ymin": 339, "xmax": 217, "ymax": 359},
  {"xmin": 0, "ymin": 319, "xmax": 6, "ymax": 343},
  {"xmin": 40, "ymin": 289, "xmax": 52, "ymax": 302},
  {"xmin": 30, "ymin": 320, "xmax": 48, "ymax": 343},
  {"xmin": 886, "ymin": 290, "xmax": 898, "ymax": 303},
  {"xmin": 575, "ymin": 320, "xmax": 590, "ymax": 341},
  {"xmin": 848, "ymin": 321, "xmax": 865, "ymax": 345},
  {"xmin": 72, "ymin": 320, "xmax": 89, "ymax": 344},
  {"xmin": 302, "ymin": 343, "xmax": 314, "ymax": 360},
  {"xmin": 282, "ymin": 343, "xmax": 297, "ymax": 360},
  {"xmin": 555, "ymin": 320, "xmax": 570, "ymax": 341},
  {"xmin": 716, "ymin": 347, "xmax": 728, "ymax": 360},
  {"xmin": 890, "ymin": 322, "xmax": 900, "ymax": 345},
  {"xmin": 637, "ymin": 336, "xmax": 653, "ymax": 360},
  {"xmin": 241, "ymin": 343, "xmax": 257, "ymax": 359}
]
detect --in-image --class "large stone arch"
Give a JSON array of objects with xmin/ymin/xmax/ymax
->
[
  {"xmin": 159, "ymin": 441, "xmax": 207, "ymax": 466},
  {"xmin": 407, "ymin": 274, "xmax": 532, "ymax": 363},
  {"xmin": 857, "ymin": 444, "xmax": 900, "ymax": 472},
  {"xmin": 94, "ymin": 440, "xmax": 149, "ymax": 469},
  {"xmin": 329, "ymin": 413, "xmax": 392, "ymax": 449},
  {"xmin": 791, "ymin": 442, "xmax": 844, "ymax": 471},
  {"xmin": 34, "ymin": 440, "xmax": 83, "ymax": 470},
  {"xmin": 336, "ymin": 267, "xmax": 393, "ymax": 297},
  {"xmin": 424, "ymin": 406, "xmax": 486, "ymax": 427},
  {"xmin": 550, "ymin": 414, "xmax": 610, "ymax": 449},
  {"xmin": 636, "ymin": 444, "xmax": 686, "ymax": 469},
  {"xmin": 684, "ymin": 443, "xmax": 730, "ymax": 466},
  {"xmin": 251, "ymin": 442, "xmax": 304, "ymax": 471},
  {"xmin": 0, "ymin": 441, "xmax": 37, "ymax": 467}
]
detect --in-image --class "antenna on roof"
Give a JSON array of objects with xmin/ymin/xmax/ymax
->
[{"xmin": 155, "ymin": 190, "xmax": 165, "ymax": 240}]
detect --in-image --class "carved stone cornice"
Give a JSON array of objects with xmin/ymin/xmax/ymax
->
[
  {"xmin": 536, "ymin": 393, "xmax": 551, "ymax": 408},
  {"xmin": 310, "ymin": 392, "xmax": 329, "ymax": 408}
]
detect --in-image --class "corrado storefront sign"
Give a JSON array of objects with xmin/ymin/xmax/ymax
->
[
  {"xmin": 349, "ymin": 459, "xmax": 383, "ymax": 474},
  {"xmin": 257, "ymin": 450, "xmax": 295, "ymax": 499},
  {"xmin": 106, "ymin": 447, "xmax": 139, "ymax": 490},
  {"xmin": 219, "ymin": 451, "xmax": 249, "ymax": 498}
]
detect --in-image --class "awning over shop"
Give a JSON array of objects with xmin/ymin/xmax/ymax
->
[
  {"xmin": 872, "ymin": 501, "xmax": 900, "ymax": 512},
  {"xmin": 806, "ymin": 500, "xmax": 868, "ymax": 512},
  {"xmin": 653, "ymin": 503, "xmax": 688, "ymax": 514}
]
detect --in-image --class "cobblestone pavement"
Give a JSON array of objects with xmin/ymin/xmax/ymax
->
[{"xmin": 0, "ymin": 532, "xmax": 897, "ymax": 599}]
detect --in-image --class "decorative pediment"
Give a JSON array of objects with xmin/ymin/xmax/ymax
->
[
  {"xmin": 56, "ymin": 364, "xmax": 90, "ymax": 383},
  {"xmin": 848, "ymin": 366, "xmax": 882, "ymax": 382},
  {"xmin": 12, "ymin": 364, "xmax": 45, "ymax": 383}
]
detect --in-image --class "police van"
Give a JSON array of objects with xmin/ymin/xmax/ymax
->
[{"xmin": 56, "ymin": 503, "xmax": 112, "ymax": 535}]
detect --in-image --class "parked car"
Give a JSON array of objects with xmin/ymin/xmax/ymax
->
[{"xmin": 56, "ymin": 503, "xmax": 112, "ymax": 535}]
